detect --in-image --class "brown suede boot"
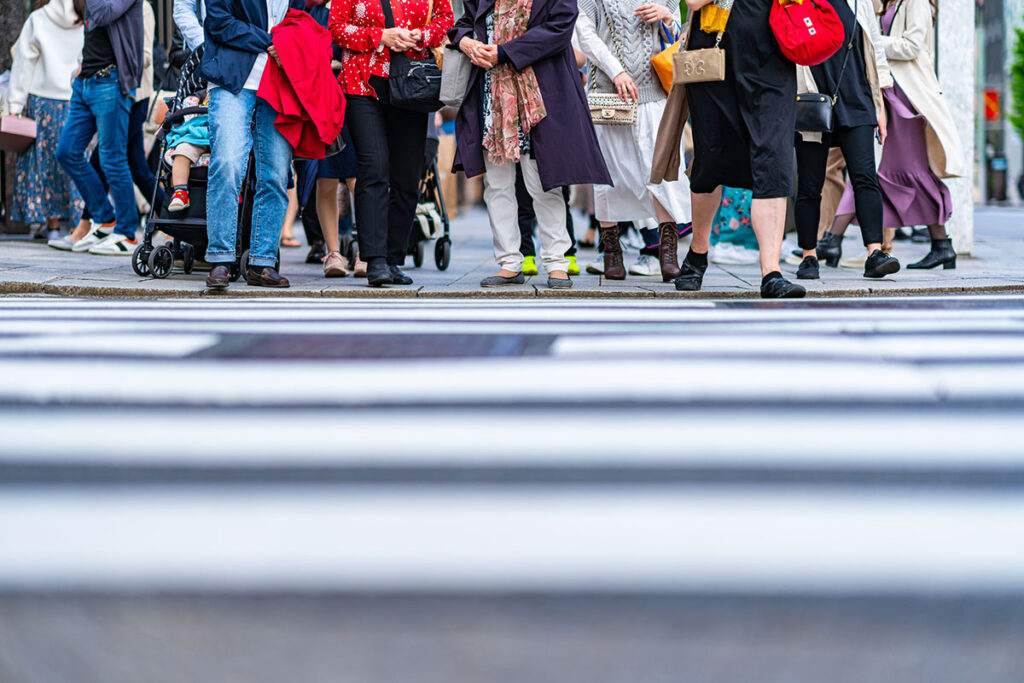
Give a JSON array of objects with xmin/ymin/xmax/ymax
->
[
  {"xmin": 658, "ymin": 222, "xmax": 681, "ymax": 282},
  {"xmin": 600, "ymin": 226, "xmax": 626, "ymax": 280}
]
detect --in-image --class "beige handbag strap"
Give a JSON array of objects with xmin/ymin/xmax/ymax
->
[{"xmin": 588, "ymin": 0, "xmax": 629, "ymax": 93}]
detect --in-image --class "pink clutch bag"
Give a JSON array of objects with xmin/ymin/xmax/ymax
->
[{"xmin": 0, "ymin": 115, "xmax": 38, "ymax": 153}]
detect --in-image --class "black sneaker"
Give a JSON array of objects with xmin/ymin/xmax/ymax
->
[
  {"xmin": 305, "ymin": 240, "xmax": 326, "ymax": 264},
  {"xmin": 673, "ymin": 258, "xmax": 707, "ymax": 292},
  {"xmin": 760, "ymin": 276, "xmax": 806, "ymax": 299},
  {"xmin": 864, "ymin": 250, "xmax": 900, "ymax": 278},
  {"xmin": 796, "ymin": 255, "xmax": 820, "ymax": 280},
  {"xmin": 366, "ymin": 260, "xmax": 393, "ymax": 287}
]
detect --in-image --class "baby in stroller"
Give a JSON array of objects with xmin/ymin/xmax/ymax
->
[{"xmin": 165, "ymin": 93, "xmax": 210, "ymax": 213}]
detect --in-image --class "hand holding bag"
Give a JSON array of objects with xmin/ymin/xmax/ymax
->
[
  {"xmin": 673, "ymin": 0, "xmax": 730, "ymax": 86},
  {"xmin": 587, "ymin": 0, "xmax": 638, "ymax": 126},
  {"xmin": 0, "ymin": 115, "xmax": 37, "ymax": 153},
  {"xmin": 381, "ymin": 0, "xmax": 443, "ymax": 112},
  {"xmin": 793, "ymin": 0, "xmax": 857, "ymax": 133}
]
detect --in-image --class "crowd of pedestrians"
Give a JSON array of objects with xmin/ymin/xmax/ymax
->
[{"xmin": 3, "ymin": 0, "xmax": 962, "ymax": 297}]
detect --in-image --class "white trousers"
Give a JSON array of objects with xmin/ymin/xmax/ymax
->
[{"xmin": 483, "ymin": 156, "xmax": 570, "ymax": 274}]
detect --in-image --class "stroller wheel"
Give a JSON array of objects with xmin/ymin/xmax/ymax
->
[
  {"xmin": 435, "ymin": 237, "xmax": 451, "ymax": 271},
  {"xmin": 148, "ymin": 245, "xmax": 174, "ymax": 279},
  {"xmin": 182, "ymin": 243, "xmax": 195, "ymax": 275},
  {"xmin": 413, "ymin": 240, "xmax": 425, "ymax": 269},
  {"xmin": 132, "ymin": 244, "xmax": 151, "ymax": 277}
]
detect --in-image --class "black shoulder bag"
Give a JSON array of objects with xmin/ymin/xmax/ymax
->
[
  {"xmin": 794, "ymin": 0, "xmax": 858, "ymax": 134},
  {"xmin": 380, "ymin": 0, "xmax": 443, "ymax": 112}
]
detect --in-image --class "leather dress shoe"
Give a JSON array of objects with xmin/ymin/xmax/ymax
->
[
  {"xmin": 244, "ymin": 265, "xmax": 290, "ymax": 288},
  {"xmin": 305, "ymin": 240, "xmax": 326, "ymax": 264},
  {"xmin": 206, "ymin": 264, "xmax": 231, "ymax": 290},
  {"xmin": 673, "ymin": 258, "xmax": 707, "ymax": 291},
  {"xmin": 366, "ymin": 260, "xmax": 393, "ymax": 287},
  {"xmin": 760, "ymin": 275, "xmax": 806, "ymax": 299},
  {"xmin": 389, "ymin": 265, "xmax": 413, "ymax": 285}
]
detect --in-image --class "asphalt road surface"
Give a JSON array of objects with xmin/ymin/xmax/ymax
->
[{"xmin": 1, "ymin": 294, "xmax": 1023, "ymax": 682}]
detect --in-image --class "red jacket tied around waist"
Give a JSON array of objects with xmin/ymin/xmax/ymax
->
[{"xmin": 258, "ymin": 9, "xmax": 345, "ymax": 159}]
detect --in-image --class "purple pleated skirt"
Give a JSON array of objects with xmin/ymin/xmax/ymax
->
[{"xmin": 837, "ymin": 82, "xmax": 952, "ymax": 227}]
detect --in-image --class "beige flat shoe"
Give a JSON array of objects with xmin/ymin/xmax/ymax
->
[
  {"xmin": 323, "ymin": 251, "xmax": 351, "ymax": 278},
  {"xmin": 353, "ymin": 254, "xmax": 368, "ymax": 278}
]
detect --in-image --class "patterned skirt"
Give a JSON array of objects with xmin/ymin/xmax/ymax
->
[{"xmin": 12, "ymin": 95, "xmax": 83, "ymax": 225}]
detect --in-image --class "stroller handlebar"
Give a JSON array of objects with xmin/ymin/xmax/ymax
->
[{"xmin": 160, "ymin": 106, "xmax": 209, "ymax": 133}]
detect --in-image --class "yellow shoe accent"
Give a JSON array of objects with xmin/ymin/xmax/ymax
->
[
  {"xmin": 567, "ymin": 255, "xmax": 580, "ymax": 276},
  {"xmin": 522, "ymin": 255, "xmax": 539, "ymax": 276}
]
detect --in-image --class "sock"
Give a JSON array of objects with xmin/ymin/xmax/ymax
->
[
  {"xmin": 685, "ymin": 248, "xmax": 708, "ymax": 268},
  {"xmin": 761, "ymin": 271, "xmax": 783, "ymax": 286},
  {"xmin": 172, "ymin": 184, "xmax": 188, "ymax": 193}
]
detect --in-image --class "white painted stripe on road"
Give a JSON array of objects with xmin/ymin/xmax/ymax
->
[
  {"xmin": 0, "ymin": 334, "xmax": 218, "ymax": 357},
  {"xmin": 1, "ymin": 409, "xmax": 1022, "ymax": 464},
  {"xmin": 0, "ymin": 357, "xmax": 945, "ymax": 405},
  {"xmin": 2, "ymin": 487, "xmax": 1023, "ymax": 592}
]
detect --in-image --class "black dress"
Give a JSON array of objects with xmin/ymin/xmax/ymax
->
[{"xmin": 686, "ymin": 0, "xmax": 796, "ymax": 199}]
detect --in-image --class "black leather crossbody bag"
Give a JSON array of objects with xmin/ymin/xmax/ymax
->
[
  {"xmin": 380, "ymin": 0, "xmax": 443, "ymax": 112},
  {"xmin": 794, "ymin": 0, "xmax": 857, "ymax": 134}
]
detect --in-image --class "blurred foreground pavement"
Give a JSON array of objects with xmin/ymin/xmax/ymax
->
[{"xmin": 1, "ymin": 293, "xmax": 1024, "ymax": 681}]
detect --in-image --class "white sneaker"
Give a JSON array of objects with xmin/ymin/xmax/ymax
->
[
  {"xmin": 585, "ymin": 255, "xmax": 605, "ymax": 275},
  {"xmin": 628, "ymin": 254, "xmax": 660, "ymax": 276},
  {"xmin": 71, "ymin": 223, "xmax": 114, "ymax": 252},
  {"xmin": 48, "ymin": 235, "xmax": 75, "ymax": 251},
  {"xmin": 88, "ymin": 232, "xmax": 137, "ymax": 255},
  {"xmin": 711, "ymin": 242, "xmax": 759, "ymax": 265}
]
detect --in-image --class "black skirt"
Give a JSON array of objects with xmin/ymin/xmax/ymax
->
[{"xmin": 686, "ymin": 0, "xmax": 796, "ymax": 199}]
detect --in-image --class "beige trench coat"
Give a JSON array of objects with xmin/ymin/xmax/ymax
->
[{"xmin": 878, "ymin": 0, "xmax": 964, "ymax": 178}]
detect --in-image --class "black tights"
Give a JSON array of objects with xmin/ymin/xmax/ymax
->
[{"xmin": 795, "ymin": 125, "xmax": 882, "ymax": 251}]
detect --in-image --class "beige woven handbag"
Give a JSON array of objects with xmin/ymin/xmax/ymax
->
[{"xmin": 586, "ymin": 0, "xmax": 638, "ymax": 126}]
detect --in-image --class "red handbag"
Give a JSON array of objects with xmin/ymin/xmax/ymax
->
[
  {"xmin": 769, "ymin": 0, "xmax": 845, "ymax": 66},
  {"xmin": 0, "ymin": 115, "xmax": 38, "ymax": 153}
]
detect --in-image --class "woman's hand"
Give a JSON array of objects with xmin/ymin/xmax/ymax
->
[
  {"xmin": 473, "ymin": 44, "xmax": 499, "ymax": 68},
  {"xmin": 877, "ymin": 110, "xmax": 888, "ymax": 146},
  {"xmin": 459, "ymin": 36, "xmax": 483, "ymax": 56},
  {"xmin": 685, "ymin": 0, "xmax": 715, "ymax": 12},
  {"xmin": 382, "ymin": 27, "xmax": 418, "ymax": 51},
  {"xmin": 634, "ymin": 3, "xmax": 673, "ymax": 25},
  {"xmin": 409, "ymin": 28, "xmax": 423, "ymax": 45},
  {"xmin": 268, "ymin": 44, "xmax": 282, "ymax": 66},
  {"xmin": 612, "ymin": 71, "xmax": 639, "ymax": 103}
]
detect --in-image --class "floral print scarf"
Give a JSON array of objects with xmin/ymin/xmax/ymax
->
[{"xmin": 482, "ymin": 0, "xmax": 547, "ymax": 165}]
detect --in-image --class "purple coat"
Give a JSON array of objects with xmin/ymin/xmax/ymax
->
[{"xmin": 448, "ymin": 0, "xmax": 612, "ymax": 191}]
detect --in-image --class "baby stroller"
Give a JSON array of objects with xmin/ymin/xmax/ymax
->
[{"xmin": 132, "ymin": 50, "xmax": 274, "ymax": 280}]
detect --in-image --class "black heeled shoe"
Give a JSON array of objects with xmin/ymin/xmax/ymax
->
[
  {"xmin": 816, "ymin": 232, "xmax": 842, "ymax": 268},
  {"xmin": 796, "ymin": 255, "xmax": 820, "ymax": 280},
  {"xmin": 673, "ymin": 256, "xmax": 708, "ymax": 291},
  {"xmin": 908, "ymin": 238, "xmax": 956, "ymax": 270}
]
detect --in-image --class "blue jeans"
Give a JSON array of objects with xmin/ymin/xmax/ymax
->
[
  {"xmin": 82, "ymin": 98, "xmax": 165, "ymax": 220},
  {"xmin": 56, "ymin": 70, "xmax": 137, "ymax": 238},
  {"xmin": 207, "ymin": 88, "xmax": 290, "ymax": 266}
]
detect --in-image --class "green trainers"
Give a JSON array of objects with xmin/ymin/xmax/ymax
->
[
  {"xmin": 567, "ymin": 255, "xmax": 580, "ymax": 276},
  {"xmin": 522, "ymin": 255, "xmax": 539, "ymax": 276}
]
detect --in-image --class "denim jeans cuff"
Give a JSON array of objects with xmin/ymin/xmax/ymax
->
[
  {"xmin": 249, "ymin": 256, "xmax": 277, "ymax": 267},
  {"xmin": 205, "ymin": 251, "xmax": 236, "ymax": 263}
]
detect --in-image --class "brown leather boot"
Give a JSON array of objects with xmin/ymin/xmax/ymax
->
[
  {"xmin": 600, "ymin": 226, "xmax": 626, "ymax": 280},
  {"xmin": 658, "ymin": 222, "xmax": 680, "ymax": 282}
]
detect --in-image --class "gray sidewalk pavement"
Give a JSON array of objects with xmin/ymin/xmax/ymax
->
[{"xmin": 1, "ymin": 205, "xmax": 1021, "ymax": 298}]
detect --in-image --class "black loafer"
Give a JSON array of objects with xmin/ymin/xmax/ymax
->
[
  {"xmin": 367, "ymin": 261, "xmax": 393, "ymax": 287},
  {"xmin": 673, "ymin": 259, "xmax": 707, "ymax": 292},
  {"xmin": 864, "ymin": 249, "xmax": 901, "ymax": 278},
  {"xmin": 796, "ymin": 255, "xmax": 820, "ymax": 280},
  {"xmin": 244, "ymin": 266, "xmax": 290, "ymax": 288},
  {"xmin": 205, "ymin": 264, "xmax": 231, "ymax": 290},
  {"xmin": 305, "ymin": 240, "xmax": 326, "ymax": 264},
  {"xmin": 389, "ymin": 265, "xmax": 413, "ymax": 285},
  {"xmin": 761, "ymin": 276, "xmax": 806, "ymax": 299}
]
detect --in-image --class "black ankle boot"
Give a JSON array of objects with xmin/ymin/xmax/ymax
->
[
  {"xmin": 816, "ymin": 232, "xmax": 842, "ymax": 268},
  {"xmin": 673, "ymin": 250, "xmax": 708, "ymax": 291},
  {"xmin": 908, "ymin": 238, "xmax": 956, "ymax": 270}
]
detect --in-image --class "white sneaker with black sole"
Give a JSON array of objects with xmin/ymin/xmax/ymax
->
[
  {"xmin": 71, "ymin": 223, "xmax": 113, "ymax": 253},
  {"xmin": 88, "ymin": 232, "xmax": 137, "ymax": 255}
]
